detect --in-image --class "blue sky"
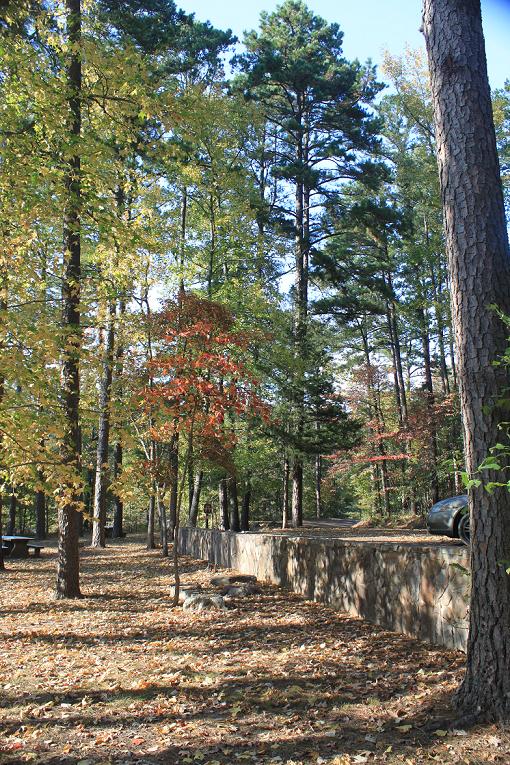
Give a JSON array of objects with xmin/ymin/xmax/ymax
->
[{"xmin": 177, "ymin": 0, "xmax": 509, "ymax": 90}]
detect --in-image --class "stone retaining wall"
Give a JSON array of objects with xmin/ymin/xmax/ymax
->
[{"xmin": 178, "ymin": 527, "xmax": 470, "ymax": 651}]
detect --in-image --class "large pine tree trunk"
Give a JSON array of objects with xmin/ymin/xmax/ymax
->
[
  {"xmin": 57, "ymin": 0, "xmax": 82, "ymax": 599},
  {"xmin": 423, "ymin": 0, "xmax": 510, "ymax": 720},
  {"xmin": 92, "ymin": 304, "xmax": 115, "ymax": 548}
]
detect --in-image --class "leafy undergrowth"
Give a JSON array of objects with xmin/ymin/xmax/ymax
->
[{"xmin": 0, "ymin": 538, "xmax": 508, "ymax": 765}]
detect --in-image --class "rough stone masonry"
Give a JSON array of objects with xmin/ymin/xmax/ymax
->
[{"xmin": 178, "ymin": 528, "xmax": 470, "ymax": 651}]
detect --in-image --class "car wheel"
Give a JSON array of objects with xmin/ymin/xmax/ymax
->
[{"xmin": 458, "ymin": 513, "xmax": 470, "ymax": 545}]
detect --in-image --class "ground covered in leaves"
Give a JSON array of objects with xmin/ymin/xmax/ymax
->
[{"xmin": 1, "ymin": 537, "xmax": 508, "ymax": 765}]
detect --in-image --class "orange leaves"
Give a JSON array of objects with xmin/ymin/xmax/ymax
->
[{"xmin": 140, "ymin": 291, "xmax": 270, "ymax": 469}]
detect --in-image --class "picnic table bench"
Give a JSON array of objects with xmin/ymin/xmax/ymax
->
[
  {"xmin": 1, "ymin": 536, "xmax": 45, "ymax": 559},
  {"xmin": 27, "ymin": 542, "xmax": 45, "ymax": 558}
]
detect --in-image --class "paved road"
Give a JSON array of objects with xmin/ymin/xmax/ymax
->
[{"xmin": 303, "ymin": 518, "xmax": 357, "ymax": 529}]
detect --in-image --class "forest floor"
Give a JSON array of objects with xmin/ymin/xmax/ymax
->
[{"xmin": 1, "ymin": 537, "xmax": 508, "ymax": 765}]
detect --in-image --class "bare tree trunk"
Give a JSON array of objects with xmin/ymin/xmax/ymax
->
[
  {"xmin": 386, "ymin": 270, "xmax": 408, "ymax": 421},
  {"xmin": 188, "ymin": 470, "xmax": 203, "ymax": 527},
  {"xmin": 315, "ymin": 455, "xmax": 321, "ymax": 518},
  {"xmin": 219, "ymin": 478, "xmax": 229, "ymax": 530},
  {"xmin": 291, "ymin": 107, "xmax": 307, "ymax": 529},
  {"xmin": 57, "ymin": 0, "xmax": 82, "ymax": 599},
  {"xmin": 92, "ymin": 303, "xmax": 115, "ymax": 548},
  {"xmin": 6, "ymin": 490, "xmax": 15, "ymax": 535},
  {"xmin": 112, "ymin": 441, "xmax": 123, "ymax": 538},
  {"xmin": 158, "ymin": 489, "xmax": 168, "ymax": 557},
  {"xmin": 147, "ymin": 490, "xmax": 156, "ymax": 550},
  {"xmin": 0, "ymin": 497, "xmax": 4, "ymax": 571},
  {"xmin": 112, "ymin": 298, "xmax": 126, "ymax": 539},
  {"xmin": 360, "ymin": 323, "xmax": 392, "ymax": 517},
  {"xmin": 228, "ymin": 477, "xmax": 240, "ymax": 532},
  {"xmin": 291, "ymin": 459, "xmax": 303, "ymax": 527},
  {"xmin": 419, "ymin": 308, "xmax": 440, "ymax": 504},
  {"xmin": 241, "ymin": 477, "xmax": 251, "ymax": 531},
  {"xmin": 423, "ymin": 0, "xmax": 510, "ymax": 719},
  {"xmin": 0, "ymin": 273, "xmax": 6, "ymax": 570},
  {"xmin": 282, "ymin": 456, "xmax": 289, "ymax": 529},
  {"xmin": 35, "ymin": 488, "xmax": 46, "ymax": 539},
  {"xmin": 168, "ymin": 444, "xmax": 178, "ymax": 540}
]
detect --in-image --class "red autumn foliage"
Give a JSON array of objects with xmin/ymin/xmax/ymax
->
[{"xmin": 141, "ymin": 291, "xmax": 269, "ymax": 468}]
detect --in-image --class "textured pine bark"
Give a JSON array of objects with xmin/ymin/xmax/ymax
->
[
  {"xmin": 57, "ymin": 0, "xmax": 82, "ymax": 599},
  {"xmin": 423, "ymin": 0, "xmax": 510, "ymax": 719}
]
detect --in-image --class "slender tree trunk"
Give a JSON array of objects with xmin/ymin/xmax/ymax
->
[
  {"xmin": 387, "ymin": 271, "xmax": 408, "ymax": 421},
  {"xmin": 360, "ymin": 323, "xmax": 392, "ymax": 517},
  {"xmin": 291, "ymin": 459, "xmax": 303, "ymax": 527},
  {"xmin": 386, "ymin": 301, "xmax": 404, "ymax": 426},
  {"xmin": 83, "ymin": 461, "xmax": 94, "ymax": 533},
  {"xmin": 168, "ymin": 444, "xmax": 178, "ymax": 540},
  {"xmin": 188, "ymin": 470, "xmax": 203, "ymax": 527},
  {"xmin": 57, "ymin": 0, "xmax": 82, "ymax": 599},
  {"xmin": 0, "ymin": 268, "xmax": 6, "ymax": 570},
  {"xmin": 241, "ymin": 476, "xmax": 251, "ymax": 531},
  {"xmin": 158, "ymin": 488, "xmax": 168, "ymax": 557},
  {"xmin": 112, "ymin": 441, "xmax": 123, "ymax": 538},
  {"xmin": 291, "ymin": 105, "xmax": 307, "ymax": 529},
  {"xmin": 315, "ymin": 454, "xmax": 322, "ymax": 519},
  {"xmin": 219, "ymin": 478, "xmax": 229, "ymax": 530},
  {"xmin": 92, "ymin": 303, "xmax": 115, "ymax": 548},
  {"xmin": 0, "ymin": 497, "xmax": 4, "ymax": 571},
  {"xmin": 228, "ymin": 477, "xmax": 240, "ymax": 532},
  {"xmin": 112, "ymin": 296, "xmax": 125, "ymax": 539},
  {"xmin": 419, "ymin": 307, "xmax": 440, "ymax": 504},
  {"xmin": 429, "ymin": 260, "xmax": 451, "ymax": 394},
  {"xmin": 423, "ymin": 0, "xmax": 510, "ymax": 719},
  {"xmin": 147, "ymin": 490, "xmax": 156, "ymax": 550},
  {"xmin": 35, "ymin": 488, "xmax": 46, "ymax": 539},
  {"xmin": 282, "ymin": 456, "xmax": 289, "ymax": 529},
  {"xmin": 6, "ymin": 490, "xmax": 15, "ymax": 535}
]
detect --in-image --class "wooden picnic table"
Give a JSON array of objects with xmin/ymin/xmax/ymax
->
[{"xmin": 2, "ymin": 536, "xmax": 36, "ymax": 559}]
